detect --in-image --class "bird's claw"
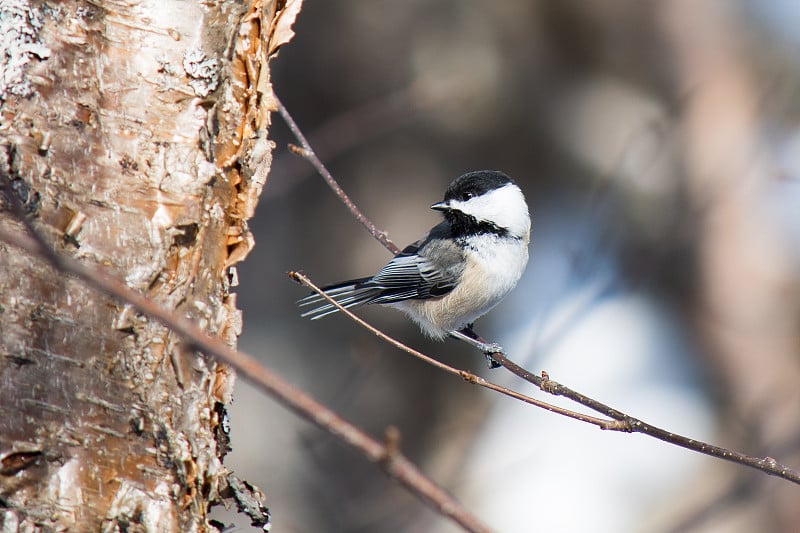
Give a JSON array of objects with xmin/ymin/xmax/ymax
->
[
  {"xmin": 479, "ymin": 343, "xmax": 504, "ymax": 369},
  {"xmin": 479, "ymin": 342, "xmax": 504, "ymax": 354},
  {"xmin": 485, "ymin": 354, "xmax": 501, "ymax": 369}
]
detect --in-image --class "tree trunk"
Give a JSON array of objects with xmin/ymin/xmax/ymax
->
[
  {"xmin": 655, "ymin": 2, "xmax": 800, "ymax": 530},
  {"xmin": 0, "ymin": 0, "xmax": 295, "ymax": 530}
]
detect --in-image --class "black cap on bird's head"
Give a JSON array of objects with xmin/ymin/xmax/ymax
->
[
  {"xmin": 444, "ymin": 170, "xmax": 513, "ymax": 203},
  {"xmin": 430, "ymin": 170, "xmax": 529, "ymax": 239},
  {"xmin": 431, "ymin": 170, "xmax": 516, "ymax": 211}
]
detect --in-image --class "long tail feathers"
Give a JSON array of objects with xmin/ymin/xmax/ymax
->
[{"xmin": 298, "ymin": 278, "xmax": 378, "ymax": 319}]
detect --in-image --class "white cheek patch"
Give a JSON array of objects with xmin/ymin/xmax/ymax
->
[{"xmin": 451, "ymin": 184, "xmax": 530, "ymax": 239}]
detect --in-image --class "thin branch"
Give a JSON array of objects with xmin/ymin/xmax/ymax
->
[
  {"xmin": 0, "ymin": 222, "xmax": 490, "ymax": 533},
  {"xmin": 293, "ymin": 269, "xmax": 800, "ymax": 484},
  {"xmin": 289, "ymin": 271, "xmax": 618, "ymax": 430},
  {"xmin": 275, "ymin": 94, "xmax": 401, "ymax": 254},
  {"xmin": 489, "ymin": 353, "xmax": 800, "ymax": 484},
  {"xmin": 270, "ymin": 86, "xmax": 431, "ymax": 196}
]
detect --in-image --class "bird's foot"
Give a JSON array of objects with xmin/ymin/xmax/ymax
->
[
  {"xmin": 448, "ymin": 328, "xmax": 503, "ymax": 368},
  {"xmin": 478, "ymin": 342, "xmax": 504, "ymax": 369}
]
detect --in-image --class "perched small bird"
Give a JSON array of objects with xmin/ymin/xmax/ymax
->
[{"xmin": 300, "ymin": 170, "xmax": 530, "ymax": 363}]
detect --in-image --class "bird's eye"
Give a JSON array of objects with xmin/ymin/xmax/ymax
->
[{"xmin": 461, "ymin": 191, "xmax": 474, "ymax": 201}]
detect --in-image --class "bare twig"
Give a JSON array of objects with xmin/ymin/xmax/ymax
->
[
  {"xmin": 491, "ymin": 353, "xmax": 800, "ymax": 483},
  {"xmin": 270, "ymin": 86, "xmax": 430, "ymax": 195},
  {"xmin": 289, "ymin": 271, "xmax": 618, "ymax": 430},
  {"xmin": 292, "ymin": 269, "xmax": 800, "ymax": 484},
  {"xmin": 275, "ymin": 95, "xmax": 401, "ymax": 254},
  {"xmin": 0, "ymin": 221, "xmax": 491, "ymax": 533}
]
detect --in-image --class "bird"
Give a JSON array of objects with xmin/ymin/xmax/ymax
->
[{"xmin": 299, "ymin": 170, "xmax": 530, "ymax": 365}]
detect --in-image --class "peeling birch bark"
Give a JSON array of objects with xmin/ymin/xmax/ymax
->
[{"xmin": 0, "ymin": 0, "xmax": 300, "ymax": 530}]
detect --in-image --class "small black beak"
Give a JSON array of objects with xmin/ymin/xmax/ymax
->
[{"xmin": 431, "ymin": 201, "xmax": 449, "ymax": 212}]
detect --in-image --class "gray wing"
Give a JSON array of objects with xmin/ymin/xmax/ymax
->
[
  {"xmin": 367, "ymin": 222, "xmax": 465, "ymax": 303},
  {"xmin": 299, "ymin": 222, "xmax": 464, "ymax": 318}
]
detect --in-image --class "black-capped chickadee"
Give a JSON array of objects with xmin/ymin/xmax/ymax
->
[{"xmin": 300, "ymin": 170, "xmax": 530, "ymax": 364}]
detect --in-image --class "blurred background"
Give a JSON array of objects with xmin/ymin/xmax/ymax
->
[{"xmin": 212, "ymin": 1, "xmax": 800, "ymax": 531}]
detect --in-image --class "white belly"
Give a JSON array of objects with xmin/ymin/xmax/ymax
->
[{"xmin": 394, "ymin": 236, "xmax": 529, "ymax": 338}]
